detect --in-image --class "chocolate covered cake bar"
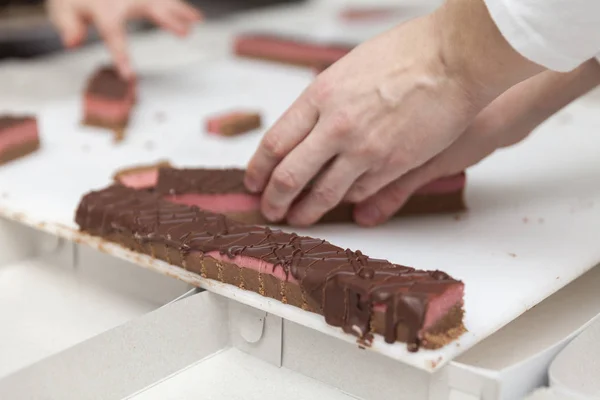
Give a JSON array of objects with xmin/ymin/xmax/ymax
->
[
  {"xmin": 0, "ymin": 115, "xmax": 40, "ymax": 165},
  {"xmin": 113, "ymin": 160, "xmax": 172, "ymax": 190},
  {"xmin": 206, "ymin": 111, "xmax": 262, "ymax": 136},
  {"xmin": 152, "ymin": 167, "xmax": 466, "ymax": 224},
  {"xmin": 75, "ymin": 184, "xmax": 466, "ymax": 351},
  {"xmin": 83, "ymin": 66, "xmax": 136, "ymax": 142},
  {"xmin": 234, "ymin": 33, "xmax": 353, "ymax": 68}
]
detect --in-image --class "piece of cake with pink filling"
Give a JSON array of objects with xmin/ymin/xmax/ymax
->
[
  {"xmin": 0, "ymin": 115, "xmax": 40, "ymax": 165},
  {"xmin": 234, "ymin": 33, "xmax": 353, "ymax": 68},
  {"xmin": 113, "ymin": 160, "xmax": 172, "ymax": 190},
  {"xmin": 83, "ymin": 66, "xmax": 136, "ymax": 142},
  {"xmin": 206, "ymin": 111, "xmax": 262, "ymax": 136},
  {"xmin": 152, "ymin": 167, "xmax": 466, "ymax": 224}
]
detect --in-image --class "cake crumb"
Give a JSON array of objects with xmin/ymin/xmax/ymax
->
[
  {"xmin": 522, "ymin": 217, "xmax": 529, "ymax": 223},
  {"xmin": 508, "ymin": 252, "xmax": 517, "ymax": 258},
  {"xmin": 453, "ymin": 214, "xmax": 465, "ymax": 221},
  {"xmin": 538, "ymin": 218, "xmax": 545, "ymax": 224},
  {"xmin": 556, "ymin": 276, "xmax": 560, "ymax": 280},
  {"xmin": 144, "ymin": 140, "xmax": 155, "ymax": 151}
]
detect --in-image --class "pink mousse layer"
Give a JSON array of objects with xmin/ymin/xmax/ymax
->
[
  {"xmin": 166, "ymin": 193, "xmax": 261, "ymax": 213},
  {"xmin": 84, "ymin": 85, "xmax": 135, "ymax": 124},
  {"xmin": 205, "ymin": 251, "xmax": 462, "ymax": 332},
  {"xmin": 414, "ymin": 173, "xmax": 465, "ymax": 195},
  {"xmin": 0, "ymin": 120, "xmax": 39, "ymax": 154},
  {"xmin": 235, "ymin": 36, "xmax": 351, "ymax": 66},
  {"xmin": 118, "ymin": 170, "xmax": 159, "ymax": 190}
]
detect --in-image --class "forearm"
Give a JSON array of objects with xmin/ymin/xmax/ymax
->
[{"xmin": 433, "ymin": 0, "xmax": 545, "ymax": 105}]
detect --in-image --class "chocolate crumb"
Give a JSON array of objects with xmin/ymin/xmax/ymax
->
[
  {"xmin": 508, "ymin": 253, "xmax": 516, "ymax": 258},
  {"xmin": 522, "ymin": 217, "xmax": 529, "ymax": 223},
  {"xmin": 453, "ymin": 214, "xmax": 465, "ymax": 221}
]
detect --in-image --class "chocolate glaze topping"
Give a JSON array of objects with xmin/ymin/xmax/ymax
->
[
  {"xmin": 87, "ymin": 66, "xmax": 129, "ymax": 99},
  {"xmin": 0, "ymin": 115, "xmax": 33, "ymax": 131},
  {"xmin": 156, "ymin": 168, "xmax": 250, "ymax": 195},
  {"xmin": 75, "ymin": 185, "xmax": 463, "ymax": 350}
]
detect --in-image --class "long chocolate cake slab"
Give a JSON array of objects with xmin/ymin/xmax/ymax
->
[
  {"xmin": 150, "ymin": 167, "xmax": 466, "ymax": 225},
  {"xmin": 234, "ymin": 33, "xmax": 354, "ymax": 68},
  {"xmin": 75, "ymin": 185, "xmax": 465, "ymax": 351}
]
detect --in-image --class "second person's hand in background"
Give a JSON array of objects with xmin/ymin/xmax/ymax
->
[{"xmin": 47, "ymin": 0, "xmax": 202, "ymax": 79}]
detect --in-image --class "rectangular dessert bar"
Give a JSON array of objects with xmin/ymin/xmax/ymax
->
[
  {"xmin": 234, "ymin": 33, "xmax": 354, "ymax": 68},
  {"xmin": 0, "ymin": 115, "xmax": 40, "ymax": 165},
  {"xmin": 206, "ymin": 111, "xmax": 262, "ymax": 136},
  {"xmin": 75, "ymin": 185, "xmax": 466, "ymax": 351},
  {"xmin": 151, "ymin": 167, "xmax": 466, "ymax": 225},
  {"xmin": 83, "ymin": 66, "xmax": 136, "ymax": 142},
  {"xmin": 113, "ymin": 160, "xmax": 172, "ymax": 190}
]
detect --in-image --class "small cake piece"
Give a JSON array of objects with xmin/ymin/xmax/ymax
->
[
  {"xmin": 76, "ymin": 184, "xmax": 466, "ymax": 351},
  {"xmin": 338, "ymin": 7, "xmax": 399, "ymax": 21},
  {"xmin": 0, "ymin": 115, "xmax": 40, "ymax": 165},
  {"xmin": 234, "ymin": 33, "xmax": 353, "ymax": 68},
  {"xmin": 113, "ymin": 160, "xmax": 172, "ymax": 190},
  {"xmin": 206, "ymin": 111, "xmax": 262, "ymax": 136},
  {"xmin": 155, "ymin": 167, "xmax": 466, "ymax": 225},
  {"xmin": 83, "ymin": 66, "xmax": 136, "ymax": 142}
]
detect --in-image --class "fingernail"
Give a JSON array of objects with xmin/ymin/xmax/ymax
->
[{"xmin": 355, "ymin": 204, "xmax": 381, "ymax": 226}]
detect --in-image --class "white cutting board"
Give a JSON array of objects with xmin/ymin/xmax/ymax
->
[{"xmin": 2, "ymin": 11, "xmax": 600, "ymax": 371}]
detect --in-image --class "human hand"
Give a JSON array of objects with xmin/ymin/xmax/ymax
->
[
  {"xmin": 47, "ymin": 0, "xmax": 202, "ymax": 78},
  {"xmin": 244, "ymin": 0, "xmax": 542, "ymax": 226},
  {"xmin": 353, "ymin": 59, "xmax": 600, "ymax": 226}
]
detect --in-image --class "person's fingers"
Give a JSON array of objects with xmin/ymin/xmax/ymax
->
[
  {"xmin": 49, "ymin": 5, "xmax": 88, "ymax": 48},
  {"xmin": 145, "ymin": 6, "xmax": 190, "ymax": 37},
  {"xmin": 168, "ymin": 0, "xmax": 203, "ymax": 23},
  {"xmin": 286, "ymin": 156, "xmax": 367, "ymax": 226},
  {"xmin": 94, "ymin": 13, "xmax": 133, "ymax": 79},
  {"xmin": 245, "ymin": 91, "xmax": 320, "ymax": 193},
  {"xmin": 353, "ymin": 124, "xmax": 496, "ymax": 226},
  {"xmin": 260, "ymin": 120, "xmax": 340, "ymax": 222},
  {"xmin": 344, "ymin": 167, "xmax": 405, "ymax": 205}
]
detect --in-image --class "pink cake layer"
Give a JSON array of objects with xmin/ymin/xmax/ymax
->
[
  {"xmin": 84, "ymin": 84, "xmax": 135, "ymax": 124},
  {"xmin": 0, "ymin": 120, "xmax": 39, "ymax": 154},
  {"xmin": 119, "ymin": 169, "xmax": 160, "ymax": 190},
  {"xmin": 205, "ymin": 251, "xmax": 462, "ymax": 332},
  {"xmin": 235, "ymin": 35, "xmax": 351, "ymax": 66},
  {"xmin": 166, "ymin": 193, "xmax": 261, "ymax": 213}
]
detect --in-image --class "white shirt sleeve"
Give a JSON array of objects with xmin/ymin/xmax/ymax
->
[{"xmin": 483, "ymin": 0, "xmax": 600, "ymax": 72}]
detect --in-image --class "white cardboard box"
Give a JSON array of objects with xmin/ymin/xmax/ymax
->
[{"xmin": 2, "ymin": 217, "xmax": 599, "ymax": 399}]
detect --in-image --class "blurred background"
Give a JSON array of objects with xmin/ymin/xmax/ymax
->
[{"xmin": 0, "ymin": 0, "xmax": 306, "ymax": 59}]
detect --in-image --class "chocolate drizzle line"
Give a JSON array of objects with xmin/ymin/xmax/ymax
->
[{"xmin": 75, "ymin": 185, "xmax": 464, "ymax": 351}]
